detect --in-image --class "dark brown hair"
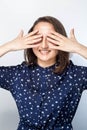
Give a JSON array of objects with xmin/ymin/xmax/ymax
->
[{"xmin": 24, "ymin": 16, "xmax": 69, "ymax": 74}]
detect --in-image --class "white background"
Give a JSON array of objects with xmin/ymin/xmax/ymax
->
[{"xmin": 0, "ymin": 0, "xmax": 87, "ymax": 130}]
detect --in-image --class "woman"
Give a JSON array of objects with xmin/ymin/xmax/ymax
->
[{"xmin": 0, "ymin": 16, "xmax": 87, "ymax": 130}]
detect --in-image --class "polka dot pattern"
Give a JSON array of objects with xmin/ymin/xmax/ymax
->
[{"xmin": 0, "ymin": 61, "xmax": 87, "ymax": 130}]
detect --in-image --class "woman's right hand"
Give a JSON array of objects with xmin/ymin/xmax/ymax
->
[
  {"xmin": 0, "ymin": 30, "xmax": 42, "ymax": 57},
  {"xmin": 8, "ymin": 30, "xmax": 42, "ymax": 51}
]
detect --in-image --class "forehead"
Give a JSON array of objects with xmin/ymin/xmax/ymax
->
[{"xmin": 33, "ymin": 22, "xmax": 55, "ymax": 34}]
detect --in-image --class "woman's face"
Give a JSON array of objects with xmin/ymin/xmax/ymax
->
[{"xmin": 33, "ymin": 22, "xmax": 58, "ymax": 67}]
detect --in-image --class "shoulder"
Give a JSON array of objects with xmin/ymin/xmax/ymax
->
[
  {"xmin": 69, "ymin": 60, "xmax": 87, "ymax": 71},
  {"xmin": 0, "ymin": 61, "xmax": 32, "ymax": 74},
  {"xmin": 67, "ymin": 60, "xmax": 87, "ymax": 77}
]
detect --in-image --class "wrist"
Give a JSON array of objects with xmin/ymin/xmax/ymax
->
[
  {"xmin": 75, "ymin": 42, "xmax": 87, "ymax": 59},
  {"xmin": 74, "ymin": 42, "xmax": 82, "ymax": 54},
  {"xmin": 2, "ymin": 41, "xmax": 13, "ymax": 52}
]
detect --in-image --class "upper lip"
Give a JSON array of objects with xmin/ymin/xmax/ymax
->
[{"xmin": 39, "ymin": 49, "xmax": 51, "ymax": 51}]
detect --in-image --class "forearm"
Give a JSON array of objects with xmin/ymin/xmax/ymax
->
[
  {"xmin": 75, "ymin": 43, "xmax": 87, "ymax": 59},
  {"xmin": 0, "ymin": 42, "xmax": 12, "ymax": 57}
]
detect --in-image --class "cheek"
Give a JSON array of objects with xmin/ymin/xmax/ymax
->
[
  {"xmin": 52, "ymin": 50, "xmax": 58, "ymax": 56},
  {"xmin": 32, "ymin": 48, "xmax": 38, "ymax": 55}
]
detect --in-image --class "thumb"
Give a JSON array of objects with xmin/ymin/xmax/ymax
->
[
  {"xmin": 17, "ymin": 30, "xmax": 24, "ymax": 38},
  {"xmin": 70, "ymin": 28, "xmax": 76, "ymax": 40}
]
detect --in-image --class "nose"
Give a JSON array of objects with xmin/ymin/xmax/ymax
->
[{"xmin": 40, "ymin": 36, "xmax": 49, "ymax": 49}]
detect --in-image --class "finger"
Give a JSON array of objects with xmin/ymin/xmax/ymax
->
[
  {"xmin": 48, "ymin": 42, "xmax": 59, "ymax": 50},
  {"xmin": 50, "ymin": 31, "xmax": 66, "ymax": 40},
  {"xmin": 23, "ymin": 44, "xmax": 39, "ymax": 49},
  {"xmin": 48, "ymin": 42, "xmax": 64, "ymax": 51},
  {"xmin": 17, "ymin": 30, "xmax": 24, "ymax": 38},
  {"xmin": 25, "ymin": 35, "xmax": 42, "ymax": 42},
  {"xmin": 26, "ymin": 42, "xmax": 41, "ymax": 48},
  {"xmin": 29, "ymin": 30, "xmax": 39, "ymax": 36},
  {"xmin": 26, "ymin": 38, "xmax": 42, "ymax": 45},
  {"xmin": 70, "ymin": 28, "xmax": 76, "ymax": 39},
  {"xmin": 29, "ymin": 34, "xmax": 42, "ymax": 40},
  {"xmin": 47, "ymin": 37, "xmax": 60, "ymax": 46},
  {"xmin": 24, "ymin": 30, "xmax": 39, "ymax": 38},
  {"xmin": 24, "ymin": 34, "xmax": 42, "ymax": 43},
  {"xmin": 24, "ymin": 34, "xmax": 42, "ymax": 42},
  {"xmin": 47, "ymin": 33, "xmax": 62, "ymax": 42}
]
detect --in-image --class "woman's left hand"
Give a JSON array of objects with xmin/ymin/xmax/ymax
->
[{"xmin": 47, "ymin": 29, "xmax": 80, "ymax": 53}]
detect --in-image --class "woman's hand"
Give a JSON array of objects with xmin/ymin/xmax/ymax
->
[
  {"xmin": 47, "ymin": 29, "xmax": 80, "ymax": 53},
  {"xmin": 47, "ymin": 29, "xmax": 87, "ymax": 59},
  {"xmin": 0, "ymin": 30, "xmax": 42, "ymax": 57},
  {"xmin": 8, "ymin": 30, "xmax": 42, "ymax": 51}
]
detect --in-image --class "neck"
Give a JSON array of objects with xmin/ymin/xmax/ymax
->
[{"xmin": 37, "ymin": 60, "xmax": 56, "ymax": 68}]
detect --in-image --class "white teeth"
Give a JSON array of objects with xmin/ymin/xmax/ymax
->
[
  {"xmin": 39, "ymin": 50, "xmax": 50, "ymax": 54},
  {"xmin": 41, "ymin": 50, "xmax": 49, "ymax": 52}
]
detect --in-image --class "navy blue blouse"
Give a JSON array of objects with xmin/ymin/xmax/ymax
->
[{"xmin": 0, "ymin": 61, "xmax": 87, "ymax": 130}]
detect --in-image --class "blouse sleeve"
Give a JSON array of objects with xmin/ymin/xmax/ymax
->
[
  {"xmin": 67, "ymin": 61, "xmax": 87, "ymax": 91},
  {"xmin": 83, "ymin": 66, "xmax": 87, "ymax": 90},
  {"xmin": 0, "ymin": 64, "xmax": 21, "ymax": 91}
]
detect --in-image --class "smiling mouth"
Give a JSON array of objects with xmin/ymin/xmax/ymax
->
[{"xmin": 39, "ymin": 50, "xmax": 51, "ymax": 55}]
